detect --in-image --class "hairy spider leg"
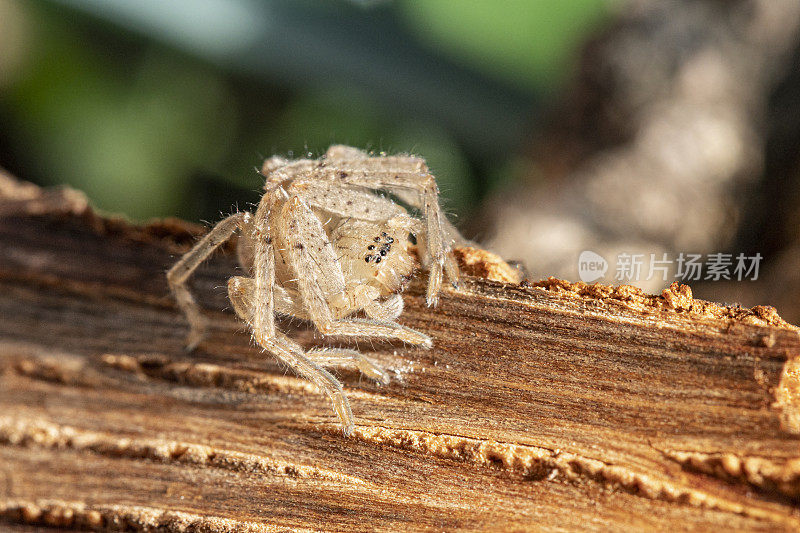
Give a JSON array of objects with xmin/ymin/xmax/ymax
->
[
  {"xmin": 239, "ymin": 189, "xmax": 356, "ymax": 434},
  {"xmin": 226, "ymin": 278, "xmax": 390, "ymax": 386},
  {"xmin": 250, "ymin": 190, "xmax": 277, "ymax": 341},
  {"xmin": 280, "ymin": 195, "xmax": 432, "ymax": 347},
  {"xmin": 391, "ymin": 186, "xmax": 467, "ymax": 252},
  {"xmin": 230, "ymin": 268, "xmax": 404, "ymax": 326},
  {"xmin": 227, "ymin": 275, "xmax": 307, "ymax": 319},
  {"xmin": 289, "ymin": 181, "xmax": 408, "ymax": 223},
  {"xmin": 306, "ymin": 347, "xmax": 391, "ymax": 384},
  {"xmin": 227, "ymin": 275, "xmax": 355, "ymax": 436},
  {"xmin": 234, "ymin": 214, "xmax": 256, "ymax": 275},
  {"xmin": 167, "ymin": 211, "xmax": 251, "ymax": 350}
]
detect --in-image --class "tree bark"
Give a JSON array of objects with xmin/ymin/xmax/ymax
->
[{"xmin": 1, "ymin": 171, "xmax": 800, "ymax": 532}]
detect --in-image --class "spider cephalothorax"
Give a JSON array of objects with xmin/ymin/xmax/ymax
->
[
  {"xmin": 331, "ymin": 216, "xmax": 417, "ymax": 294},
  {"xmin": 167, "ymin": 145, "xmax": 461, "ymax": 435}
]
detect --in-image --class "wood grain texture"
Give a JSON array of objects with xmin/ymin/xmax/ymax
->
[{"xmin": 1, "ymin": 172, "xmax": 800, "ymax": 531}]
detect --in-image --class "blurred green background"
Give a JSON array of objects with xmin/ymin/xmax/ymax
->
[{"xmin": 0, "ymin": 0, "xmax": 609, "ymax": 224}]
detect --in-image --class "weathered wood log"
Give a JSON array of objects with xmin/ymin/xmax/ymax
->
[{"xmin": 1, "ymin": 171, "xmax": 800, "ymax": 531}]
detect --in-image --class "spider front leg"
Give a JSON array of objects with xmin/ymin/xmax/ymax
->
[
  {"xmin": 167, "ymin": 211, "xmax": 251, "ymax": 350},
  {"xmin": 306, "ymin": 348, "xmax": 391, "ymax": 384},
  {"xmin": 229, "ymin": 276, "xmax": 391, "ymax": 386},
  {"xmin": 390, "ymin": 172, "xmax": 460, "ymax": 306},
  {"xmin": 395, "ymin": 187, "xmax": 463, "ymax": 283},
  {"xmin": 227, "ymin": 280, "xmax": 355, "ymax": 435}
]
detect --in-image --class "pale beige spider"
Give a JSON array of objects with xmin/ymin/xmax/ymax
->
[{"xmin": 167, "ymin": 145, "xmax": 462, "ymax": 435}]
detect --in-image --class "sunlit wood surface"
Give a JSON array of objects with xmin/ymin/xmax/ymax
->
[{"xmin": 1, "ymin": 173, "xmax": 800, "ymax": 532}]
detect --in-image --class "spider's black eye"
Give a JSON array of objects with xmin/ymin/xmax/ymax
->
[
  {"xmin": 381, "ymin": 232, "xmax": 388, "ymax": 237},
  {"xmin": 375, "ymin": 257, "xmax": 382, "ymax": 264},
  {"xmin": 408, "ymin": 233, "xmax": 417, "ymax": 245},
  {"xmin": 374, "ymin": 237, "xmax": 381, "ymax": 242},
  {"xmin": 367, "ymin": 245, "xmax": 375, "ymax": 250},
  {"xmin": 380, "ymin": 250, "xmax": 387, "ymax": 256},
  {"xmin": 386, "ymin": 237, "xmax": 394, "ymax": 243},
  {"xmin": 364, "ymin": 256, "xmax": 371, "ymax": 262}
]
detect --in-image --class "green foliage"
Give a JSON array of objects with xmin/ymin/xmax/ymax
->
[
  {"xmin": 1, "ymin": 0, "xmax": 609, "ymax": 221},
  {"xmin": 4, "ymin": 5, "xmax": 237, "ymax": 218},
  {"xmin": 399, "ymin": 0, "xmax": 610, "ymax": 91}
]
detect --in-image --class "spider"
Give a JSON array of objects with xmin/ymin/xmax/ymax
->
[{"xmin": 167, "ymin": 145, "xmax": 462, "ymax": 435}]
